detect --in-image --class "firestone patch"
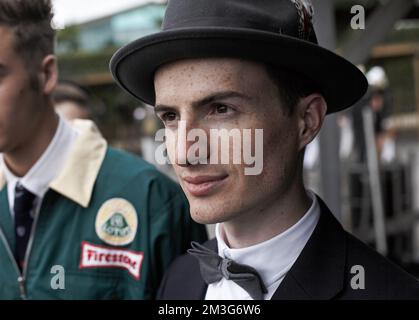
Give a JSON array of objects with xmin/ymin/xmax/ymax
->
[{"xmin": 79, "ymin": 241, "xmax": 144, "ymax": 280}]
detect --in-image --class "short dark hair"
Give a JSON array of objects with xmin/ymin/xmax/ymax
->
[
  {"xmin": 265, "ymin": 64, "xmax": 322, "ymax": 116},
  {"xmin": 0, "ymin": 0, "xmax": 55, "ymax": 71}
]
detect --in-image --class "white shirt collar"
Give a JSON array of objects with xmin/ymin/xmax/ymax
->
[
  {"xmin": 0, "ymin": 116, "xmax": 78, "ymax": 210},
  {"xmin": 215, "ymin": 190, "xmax": 320, "ymax": 289}
]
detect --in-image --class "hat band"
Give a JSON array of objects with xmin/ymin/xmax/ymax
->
[{"xmin": 163, "ymin": 17, "xmax": 297, "ymax": 38}]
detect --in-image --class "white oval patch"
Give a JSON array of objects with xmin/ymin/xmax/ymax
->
[{"xmin": 95, "ymin": 198, "xmax": 138, "ymax": 246}]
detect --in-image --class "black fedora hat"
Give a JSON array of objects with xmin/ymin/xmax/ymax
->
[{"xmin": 110, "ymin": 0, "xmax": 368, "ymax": 114}]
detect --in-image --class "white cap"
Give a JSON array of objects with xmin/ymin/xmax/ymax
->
[{"xmin": 366, "ymin": 66, "xmax": 389, "ymax": 90}]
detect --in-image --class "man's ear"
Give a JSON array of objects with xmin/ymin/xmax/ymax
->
[
  {"xmin": 39, "ymin": 54, "xmax": 58, "ymax": 95},
  {"xmin": 297, "ymin": 94, "xmax": 327, "ymax": 151}
]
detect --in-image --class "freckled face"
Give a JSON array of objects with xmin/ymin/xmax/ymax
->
[{"xmin": 154, "ymin": 58, "xmax": 302, "ymax": 224}]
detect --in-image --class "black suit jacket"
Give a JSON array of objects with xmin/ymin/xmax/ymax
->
[{"xmin": 157, "ymin": 197, "xmax": 419, "ymax": 300}]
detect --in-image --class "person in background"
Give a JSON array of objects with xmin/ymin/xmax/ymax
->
[
  {"xmin": 350, "ymin": 66, "xmax": 396, "ymax": 164},
  {"xmin": 366, "ymin": 67, "xmax": 396, "ymax": 163},
  {"xmin": 52, "ymin": 81, "xmax": 92, "ymax": 121},
  {"xmin": 0, "ymin": 0, "xmax": 207, "ymax": 299}
]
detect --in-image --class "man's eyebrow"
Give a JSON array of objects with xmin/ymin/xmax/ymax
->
[
  {"xmin": 155, "ymin": 91, "xmax": 252, "ymax": 113},
  {"xmin": 192, "ymin": 91, "xmax": 252, "ymax": 108},
  {"xmin": 154, "ymin": 104, "xmax": 177, "ymax": 114}
]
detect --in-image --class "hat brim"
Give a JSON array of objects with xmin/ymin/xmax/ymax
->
[{"xmin": 110, "ymin": 27, "xmax": 368, "ymax": 114}]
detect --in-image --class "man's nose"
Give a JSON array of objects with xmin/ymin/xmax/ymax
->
[{"xmin": 175, "ymin": 122, "xmax": 210, "ymax": 167}]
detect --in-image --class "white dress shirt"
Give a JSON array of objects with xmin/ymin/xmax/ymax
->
[
  {"xmin": 0, "ymin": 116, "xmax": 78, "ymax": 215},
  {"xmin": 205, "ymin": 190, "xmax": 320, "ymax": 300}
]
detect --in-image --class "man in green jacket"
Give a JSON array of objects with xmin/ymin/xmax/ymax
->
[{"xmin": 0, "ymin": 0, "xmax": 207, "ymax": 299}]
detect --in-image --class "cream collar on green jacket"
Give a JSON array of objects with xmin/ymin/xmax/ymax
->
[{"xmin": 0, "ymin": 120, "xmax": 107, "ymax": 208}]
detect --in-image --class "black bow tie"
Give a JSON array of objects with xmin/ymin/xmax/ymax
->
[{"xmin": 188, "ymin": 241, "xmax": 268, "ymax": 300}]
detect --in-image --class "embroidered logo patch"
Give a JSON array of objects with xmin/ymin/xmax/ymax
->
[
  {"xmin": 79, "ymin": 242, "xmax": 144, "ymax": 280},
  {"xmin": 95, "ymin": 198, "xmax": 138, "ymax": 246}
]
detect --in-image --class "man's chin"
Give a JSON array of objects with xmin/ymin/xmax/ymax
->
[
  {"xmin": 190, "ymin": 206, "xmax": 238, "ymax": 225},
  {"xmin": 190, "ymin": 214, "xmax": 218, "ymax": 225}
]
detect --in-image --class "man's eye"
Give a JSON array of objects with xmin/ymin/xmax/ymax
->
[
  {"xmin": 160, "ymin": 112, "xmax": 178, "ymax": 122},
  {"xmin": 213, "ymin": 103, "xmax": 232, "ymax": 114}
]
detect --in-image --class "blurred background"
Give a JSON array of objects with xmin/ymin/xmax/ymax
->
[{"xmin": 51, "ymin": 0, "xmax": 419, "ymax": 276}]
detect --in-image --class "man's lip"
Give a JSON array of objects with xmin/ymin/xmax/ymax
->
[
  {"xmin": 182, "ymin": 174, "xmax": 229, "ymax": 197},
  {"xmin": 182, "ymin": 175, "xmax": 228, "ymax": 184}
]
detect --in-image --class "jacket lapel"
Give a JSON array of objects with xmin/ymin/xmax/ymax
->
[
  {"xmin": 184, "ymin": 270, "xmax": 207, "ymax": 300},
  {"xmin": 271, "ymin": 196, "xmax": 346, "ymax": 300}
]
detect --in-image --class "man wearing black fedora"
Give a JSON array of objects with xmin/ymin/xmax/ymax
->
[{"xmin": 110, "ymin": 0, "xmax": 419, "ymax": 299}]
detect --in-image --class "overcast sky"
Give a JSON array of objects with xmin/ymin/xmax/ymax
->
[{"xmin": 52, "ymin": 0, "xmax": 165, "ymax": 28}]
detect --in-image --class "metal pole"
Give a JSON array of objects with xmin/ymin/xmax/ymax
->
[{"xmin": 362, "ymin": 107, "xmax": 388, "ymax": 255}]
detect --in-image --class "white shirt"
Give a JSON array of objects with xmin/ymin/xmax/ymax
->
[
  {"xmin": 0, "ymin": 116, "xmax": 78, "ymax": 215},
  {"xmin": 205, "ymin": 190, "xmax": 320, "ymax": 300}
]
